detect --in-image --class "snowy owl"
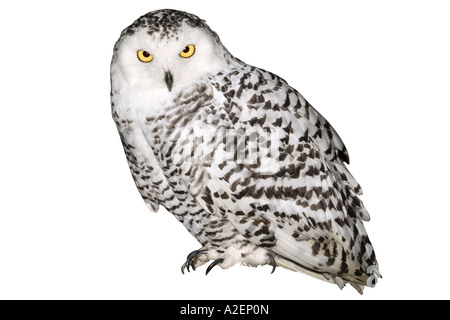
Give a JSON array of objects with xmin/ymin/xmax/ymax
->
[{"xmin": 110, "ymin": 9, "xmax": 380, "ymax": 293}]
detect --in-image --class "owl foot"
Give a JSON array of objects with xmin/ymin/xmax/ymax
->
[
  {"xmin": 203, "ymin": 247, "xmax": 277, "ymax": 275},
  {"xmin": 181, "ymin": 249, "xmax": 208, "ymax": 274},
  {"xmin": 182, "ymin": 247, "xmax": 277, "ymax": 275}
]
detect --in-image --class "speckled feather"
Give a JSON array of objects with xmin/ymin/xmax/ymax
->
[{"xmin": 111, "ymin": 9, "xmax": 380, "ymax": 293}]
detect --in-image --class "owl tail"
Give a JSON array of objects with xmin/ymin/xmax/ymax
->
[{"xmin": 272, "ymin": 249, "xmax": 381, "ymax": 294}]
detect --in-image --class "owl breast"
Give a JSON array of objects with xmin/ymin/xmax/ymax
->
[{"xmin": 112, "ymin": 80, "xmax": 255, "ymax": 255}]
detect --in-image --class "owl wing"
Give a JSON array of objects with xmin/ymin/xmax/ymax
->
[{"xmin": 180, "ymin": 68, "xmax": 379, "ymax": 289}]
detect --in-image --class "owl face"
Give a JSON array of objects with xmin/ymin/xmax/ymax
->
[{"xmin": 111, "ymin": 13, "xmax": 231, "ymax": 97}]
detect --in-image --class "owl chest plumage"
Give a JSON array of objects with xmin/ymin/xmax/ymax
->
[{"xmin": 112, "ymin": 79, "xmax": 251, "ymax": 251}]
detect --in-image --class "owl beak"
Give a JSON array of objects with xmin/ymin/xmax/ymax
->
[{"xmin": 164, "ymin": 70, "xmax": 174, "ymax": 92}]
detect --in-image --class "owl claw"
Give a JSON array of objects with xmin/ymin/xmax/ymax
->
[
  {"xmin": 266, "ymin": 253, "xmax": 277, "ymax": 274},
  {"xmin": 205, "ymin": 258, "xmax": 224, "ymax": 275},
  {"xmin": 181, "ymin": 249, "xmax": 208, "ymax": 274}
]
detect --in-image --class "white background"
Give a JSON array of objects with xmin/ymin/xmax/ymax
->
[{"xmin": 1, "ymin": 0, "xmax": 449, "ymax": 300}]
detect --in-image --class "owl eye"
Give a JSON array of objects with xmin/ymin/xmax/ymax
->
[
  {"xmin": 179, "ymin": 44, "xmax": 195, "ymax": 58},
  {"xmin": 137, "ymin": 50, "xmax": 154, "ymax": 62}
]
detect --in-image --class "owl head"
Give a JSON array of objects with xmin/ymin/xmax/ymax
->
[{"xmin": 111, "ymin": 9, "xmax": 233, "ymax": 96}]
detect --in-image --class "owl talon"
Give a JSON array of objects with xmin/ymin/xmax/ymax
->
[
  {"xmin": 267, "ymin": 253, "xmax": 277, "ymax": 274},
  {"xmin": 181, "ymin": 249, "xmax": 208, "ymax": 274},
  {"xmin": 205, "ymin": 258, "xmax": 224, "ymax": 275}
]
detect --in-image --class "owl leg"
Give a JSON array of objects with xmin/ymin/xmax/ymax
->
[{"xmin": 181, "ymin": 248, "xmax": 209, "ymax": 274}]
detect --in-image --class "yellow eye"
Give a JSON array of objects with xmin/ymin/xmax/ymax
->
[
  {"xmin": 137, "ymin": 50, "xmax": 153, "ymax": 62},
  {"xmin": 179, "ymin": 44, "xmax": 195, "ymax": 58}
]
